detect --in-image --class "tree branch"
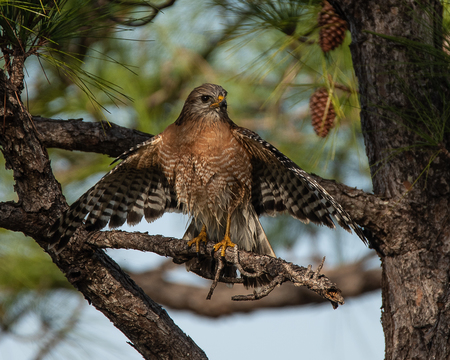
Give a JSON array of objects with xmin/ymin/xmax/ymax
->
[
  {"xmin": 31, "ymin": 116, "xmax": 389, "ymax": 234},
  {"xmin": 108, "ymin": 0, "xmax": 178, "ymax": 27},
  {"xmin": 33, "ymin": 116, "xmax": 152, "ymax": 158},
  {"xmin": 127, "ymin": 259, "xmax": 381, "ymax": 317},
  {"xmin": 0, "ymin": 103, "xmax": 344, "ymax": 358},
  {"xmin": 52, "ymin": 230, "xmax": 207, "ymax": 359},
  {"xmin": 313, "ymin": 176, "xmax": 393, "ymax": 237},
  {"xmin": 0, "ymin": 201, "xmax": 46, "ymax": 235},
  {"xmin": 86, "ymin": 230, "xmax": 345, "ymax": 308}
]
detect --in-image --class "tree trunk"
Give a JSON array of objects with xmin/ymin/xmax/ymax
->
[{"xmin": 341, "ymin": 0, "xmax": 450, "ymax": 358}]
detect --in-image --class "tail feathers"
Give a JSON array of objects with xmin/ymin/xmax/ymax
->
[
  {"xmin": 243, "ymin": 273, "xmax": 273, "ymax": 288},
  {"xmin": 243, "ymin": 215, "xmax": 275, "ymax": 288},
  {"xmin": 249, "ymin": 212, "xmax": 275, "ymax": 257}
]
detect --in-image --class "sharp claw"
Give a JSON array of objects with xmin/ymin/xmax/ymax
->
[
  {"xmin": 187, "ymin": 225, "xmax": 208, "ymax": 253},
  {"xmin": 213, "ymin": 234, "xmax": 236, "ymax": 257}
]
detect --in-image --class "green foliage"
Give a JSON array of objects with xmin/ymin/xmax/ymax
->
[
  {"xmin": 0, "ymin": 0, "xmax": 155, "ymax": 108},
  {"xmin": 216, "ymin": 0, "xmax": 321, "ymax": 37},
  {"xmin": 2, "ymin": 0, "xmax": 91, "ymax": 47},
  {"xmin": 0, "ymin": 0, "xmax": 160, "ymax": 49},
  {"xmin": 0, "ymin": 232, "xmax": 70, "ymax": 292}
]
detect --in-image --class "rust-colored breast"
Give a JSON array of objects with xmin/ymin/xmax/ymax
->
[{"xmin": 158, "ymin": 121, "xmax": 251, "ymax": 218}]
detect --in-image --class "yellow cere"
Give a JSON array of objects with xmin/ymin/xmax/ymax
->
[{"xmin": 210, "ymin": 95, "xmax": 224, "ymax": 108}]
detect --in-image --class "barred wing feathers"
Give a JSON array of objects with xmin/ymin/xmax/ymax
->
[
  {"xmin": 233, "ymin": 127, "xmax": 367, "ymax": 244},
  {"xmin": 47, "ymin": 135, "xmax": 178, "ymax": 249}
]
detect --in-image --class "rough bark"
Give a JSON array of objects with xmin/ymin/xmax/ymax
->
[
  {"xmin": 33, "ymin": 116, "xmax": 152, "ymax": 157},
  {"xmin": 339, "ymin": 0, "xmax": 450, "ymax": 359},
  {"xmin": 86, "ymin": 230, "xmax": 347, "ymax": 306}
]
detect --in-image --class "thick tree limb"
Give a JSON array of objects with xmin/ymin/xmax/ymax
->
[
  {"xmin": 87, "ymin": 230, "xmax": 345, "ymax": 307},
  {"xmin": 51, "ymin": 230, "xmax": 207, "ymax": 360},
  {"xmin": 0, "ymin": 201, "xmax": 48, "ymax": 235},
  {"xmin": 313, "ymin": 176, "xmax": 393, "ymax": 238},
  {"xmin": 33, "ymin": 116, "xmax": 152, "ymax": 158}
]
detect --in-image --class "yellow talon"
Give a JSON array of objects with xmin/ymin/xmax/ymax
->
[
  {"xmin": 213, "ymin": 234, "xmax": 236, "ymax": 257},
  {"xmin": 187, "ymin": 225, "xmax": 208, "ymax": 252}
]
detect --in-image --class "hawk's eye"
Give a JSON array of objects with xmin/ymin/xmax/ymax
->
[{"xmin": 201, "ymin": 95, "xmax": 210, "ymax": 103}]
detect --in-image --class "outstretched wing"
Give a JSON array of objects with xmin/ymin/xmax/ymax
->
[
  {"xmin": 233, "ymin": 127, "xmax": 367, "ymax": 244},
  {"xmin": 47, "ymin": 135, "xmax": 179, "ymax": 250}
]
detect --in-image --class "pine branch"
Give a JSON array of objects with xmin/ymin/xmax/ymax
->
[{"xmin": 86, "ymin": 230, "xmax": 345, "ymax": 307}]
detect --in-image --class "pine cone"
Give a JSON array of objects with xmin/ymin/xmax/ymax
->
[
  {"xmin": 310, "ymin": 88, "xmax": 335, "ymax": 137},
  {"xmin": 318, "ymin": 1, "xmax": 347, "ymax": 53}
]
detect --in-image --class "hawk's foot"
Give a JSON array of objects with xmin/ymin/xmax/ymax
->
[
  {"xmin": 187, "ymin": 225, "xmax": 208, "ymax": 253},
  {"xmin": 213, "ymin": 234, "xmax": 236, "ymax": 257}
]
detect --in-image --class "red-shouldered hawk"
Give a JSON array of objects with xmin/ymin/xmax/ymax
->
[{"xmin": 48, "ymin": 83, "xmax": 366, "ymax": 285}]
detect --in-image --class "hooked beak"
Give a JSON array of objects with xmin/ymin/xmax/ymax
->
[{"xmin": 210, "ymin": 95, "xmax": 227, "ymax": 109}]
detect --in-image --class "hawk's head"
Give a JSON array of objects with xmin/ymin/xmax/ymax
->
[{"xmin": 175, "ymin": 83, "xmax": 229, "ymax": 125}]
